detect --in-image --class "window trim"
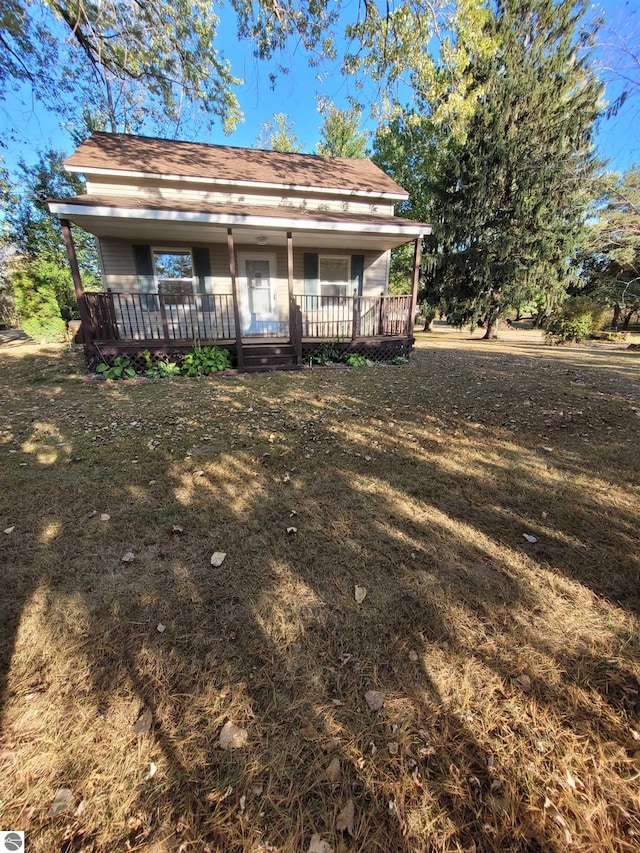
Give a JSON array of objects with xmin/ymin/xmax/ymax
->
[
  {"xmin": 319, "ymin": 254, "xmax": 351, "ymax": 306},
  {"xmin": 151, "ymin": 247, "xmax": 195, "ymax": 297}
]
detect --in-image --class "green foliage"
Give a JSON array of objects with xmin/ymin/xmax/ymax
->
[
  {"xmin": 316, "ymin": 103, "xmax": 368, "ymax": 158},
  {"xmin": 7, "ymin": 150, "xmax": 100, "ymax": 293},
  {"xmin": 388, "ymin": 243, "xmax": 414, "ymax": 295},
  {"xmin": 345, "ymin": 353, "xmax": 372, "ymax": 367},
  {"xmin": 373, "ymin": 0, "xmax": 603, "ymax": 337},
  {"xmin": 579, "ymin": 168, "xmax": 640, "ymax": 328},
  {"xmin": 256, "ymin": 113, "xmax": 304, "ymax": 153},
  {"xmin": 146, "ymin": 359, "xmax": 181, "ymax": 378},
  {"xmin": 180, "ymin": 346, "xmax": 231, "ymax": 376},
  {"xmin": 311, "ymin": 341, "xmax": 341, "ymax": 365},
  {"xmin": 10, "ymin": 258, "xmax": 68, "ymax": 342},
  {"xmin": 545, "ymin": 297, "xmax": 604, "ymax": 343},
  {"xmin": 390, "ymin": 355, "xmax": 409, "ymax": 365},
  {"xmin": 0, "ymin": 0, "xmax": 249, "ymax": 136},
  {"xmin": 96, "ymin": 357, "xmax": 136, "ymax": 380}
]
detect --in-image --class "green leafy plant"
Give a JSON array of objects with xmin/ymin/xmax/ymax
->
[
  {"xmin": 142, "ymin": 351, "xmax": 180, "ymax": 378},
  {"xmin": 545, "ymin": 297, "xmax": 603, "ymax": 344},
  {"xmin": 180, "ymin": 346, "xmax": 231, "ymax": 377},
  {"xmin": 345, "ymin": 353, "xmax": 372, "ymax": 367},
  {"xmin": 311, "ymin": 341, "xmax": 341, "ymax": 366},
  {"xmin": 96, "ymin": 356, "xmax": 136, "ymax": 380},
  {"xmin": 147, "ymin": 359, "xmax": 181, "ymax": 378},
  {"xmin": 390, "ymin": 355, "xmax": 409, "ymax": 365},
  {"xmin": 10, "ymin": 258, "xmax": 67, "ymax": 342}
]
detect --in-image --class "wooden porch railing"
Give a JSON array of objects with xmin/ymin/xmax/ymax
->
[
  {"xmin": 83, "ymin": 290, "xmax": 236, "ymax": 342},
  {"xmin": 295, "ymin": 292, "xmax": 412, "ymax": 340},
  {"xmin": 81, "ymin": 290, "xmax": 413, "ymax": 351}
]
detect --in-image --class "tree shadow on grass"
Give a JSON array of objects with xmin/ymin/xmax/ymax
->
[{"xmin": 0, "ymin": 345, "xmax": 639, "ymax": 851}]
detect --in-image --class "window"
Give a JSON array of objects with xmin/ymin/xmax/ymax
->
[
  {"xmin": 319, "ymin": 256, "xmax": 350, "ymax": 305},
  {"xmin": 153, "ymin": 250, "xmax": 194, "ymax": 301}
]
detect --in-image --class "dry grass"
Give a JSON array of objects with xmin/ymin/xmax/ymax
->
[{"xmin": 0, "ymin": 327, "xmax": 639, "ymax": 852}]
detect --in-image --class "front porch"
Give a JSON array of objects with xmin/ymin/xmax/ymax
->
[
  {"xmin": 81, "ymin": 287, "xmax": 415, "ymax": 371},
  {"xmin": 61, "ymin": 219, "xmax": 422, "ymax": 372}
]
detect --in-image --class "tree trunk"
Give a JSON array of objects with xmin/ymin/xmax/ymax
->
[
  {"xmin": 611, "ymin": 304, "xmax": 620, "ymax": 330},
  {"xmin": 622, "ymin": 309, "xmax": 634, "ymax": 330},
  {"xmin": 483, "ymin": 306, "xmax": 500, "ymax": 339},
  {"xmin": 422, "ymin": 306, "xmax": 436, "ymax": 331}
]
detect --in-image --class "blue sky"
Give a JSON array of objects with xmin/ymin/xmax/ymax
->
[{"xmin": 0, "ymin": 0, "xmax": 638, "ymax": 175}]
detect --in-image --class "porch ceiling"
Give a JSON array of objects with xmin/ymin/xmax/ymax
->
[{"xmin": 49, "ymin": 194, "xmax": 431, "ymax": 251}]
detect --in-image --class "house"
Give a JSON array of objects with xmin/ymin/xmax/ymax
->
[{"xmin": 49, "ymin": 132, "xmax": 431, "ymax": 371}]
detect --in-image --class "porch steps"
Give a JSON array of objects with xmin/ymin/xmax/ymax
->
[{"xmin": 241, "ymin": 343, "xmax": 300, "ymax": 372}]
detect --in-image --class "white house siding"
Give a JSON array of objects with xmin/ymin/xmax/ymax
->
[
  {"xmin": 97, "ymin": 238, "xmax": 137, "ymax": 291},
  {"xmin": 85, "ymin": 176, "xmax": 396, "ymax": 217},
  {"xmin": 291, "ymin": 247, "xmax": 390, "ymax": 296}
]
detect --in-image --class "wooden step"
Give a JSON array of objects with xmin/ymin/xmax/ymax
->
[
  {"xmin": 243, "ymin": 354, "xmax": 297, "ymax": 367},
  {"xmin": 242, "ymin": 344, "xmax": 296, "ymax": 357}
]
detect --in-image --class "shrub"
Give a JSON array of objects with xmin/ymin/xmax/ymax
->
[
  {"xmin": 180, "ymin": 346, "xmax": 231, "ymax": 376},
  {"xmin": 545, "ymin": 297, "xmax": 604, "ymax": 344},
  {"xmin": 311, "ymin": 341, "xmax": 341, "ymax": 365},
  {"xmin": 345, "ymin": 353, "xmax": 372, "ymax": 367},
  {"xmin": 11, "ymin": 258, "xmax": 68, "ymax": 342},
  {"xmin": 96, "ymin": 357, "xmax": 136, "ymax": 380}
]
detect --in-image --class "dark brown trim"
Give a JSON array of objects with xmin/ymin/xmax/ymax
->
[
  {"xmin": 60, "ymin": 218, "xmax": 93, "ymax": 342},
  {"xmin": 287, "ymin": 231, "xmax": 302, "ymax": 364},
  {"xmin": 409, "ymin": 237, "xmax": 422, "ymax": 335},
  {"xmin": 227, "ymin": 227, "xmax": 244, "ymax": 372}
]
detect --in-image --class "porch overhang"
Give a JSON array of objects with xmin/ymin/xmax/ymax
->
[{"xmin": 48, "ymin": 195, "xmax": 432, "ymax": 252}]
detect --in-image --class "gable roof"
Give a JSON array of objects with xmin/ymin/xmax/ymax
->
[{"xmin": 64, "ymin": 132, "xmax": 408, "ymax": 199}]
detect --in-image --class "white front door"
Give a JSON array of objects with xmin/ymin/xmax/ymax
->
[{"xmin": 238, "ymin": 252, "xmax": 279, "ymax": 335}]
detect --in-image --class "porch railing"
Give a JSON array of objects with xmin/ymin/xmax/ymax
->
[
  {"xmin": 296, "ymin": 293, "xmax": 412, "ymax": 340},
  {"xmin": 84, "ymin": 290, "xmax": 236, "ymax": 342},
  {"xmin": 81, "ymin": 290, "xmax": 413, "ymax": 348}
]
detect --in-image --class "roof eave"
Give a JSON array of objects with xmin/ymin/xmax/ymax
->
[{"xmin": 48, "ymin": 201, "xmax": 431, "ymax": 237}]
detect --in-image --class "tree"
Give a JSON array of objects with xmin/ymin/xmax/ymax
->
[
  {"xmin": 373, "ymin": 0, "xmax": 603, "ymax": 338},
  {"xmin": 580, "ymin": 168, "xmax": 640, "ymax": 329},
  {"xmin": 256, "ymin": 113, "xmax": 304, "ymax": 153},
  {"xmin": 0, "ymin": 0, "xmax": 339, "ymax": 137},
  {"xmin": 7, "ymin": 149, "xmax": 99, "ymax": 285},
  {"xmin": 10, "ymin": 257, "xmax": 69, "ymax": 341},
  {"xmin": 317, "ymin": 103, "xmax": 368, "ymax": 157}
]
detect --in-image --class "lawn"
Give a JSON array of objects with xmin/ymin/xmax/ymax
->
[{"xmin": 0, "ymin": 329, "xmax": 639, "ymax": 852}]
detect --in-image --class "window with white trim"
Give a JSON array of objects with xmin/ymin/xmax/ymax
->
[
  {"xmin": 153, "ymin": 249, "xmax": 194, "ymax": 301},
  {"xmin": 319, "ymin": 255, "xmax": 350, "ymax": 305}
]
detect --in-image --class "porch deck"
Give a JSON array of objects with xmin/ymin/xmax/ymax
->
[{"xmin": 82, "ymin": 290, "xmax": 414, "ymax": 370}]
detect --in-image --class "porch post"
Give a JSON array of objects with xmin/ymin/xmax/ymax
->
[
  {"xmin": 287, "ymin": 231, "xmax": 302, "ymax": 364},
  {"xmin": 60, "ymin": 218, "xmax": 93, "ymax": 343},
  {"xmin": 227, "ymin": 228, "xmax": 244, "ymax": 372},
  {"xmin": 409, "ymin": 236, "xmax": 423, "ymax": 338}
]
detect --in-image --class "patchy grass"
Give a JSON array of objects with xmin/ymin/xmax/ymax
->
[{"xmin": 0, "ymin": 329, "xmax": 639, "ymax": 853}]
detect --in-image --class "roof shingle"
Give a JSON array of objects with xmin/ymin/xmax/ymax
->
[{"xmin": 65, "ymin": 132, "xmax": 408, "ymax": 197}]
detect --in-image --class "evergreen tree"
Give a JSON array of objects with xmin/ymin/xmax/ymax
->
[
  {"xmin": 7, "ymin": 150, "xmax": 99, "ymax": 285},
  {"xmin": 374, "ymin": 0, "xmax": 603, "ymax": 337},
  {"xmin": 579, "ymin": 168, "xmax": 640, "ymax": 329}
]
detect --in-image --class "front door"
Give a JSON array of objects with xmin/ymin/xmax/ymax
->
[{"xmin": 238, "ymin": 253, "xmax": 280, "ymax": 336}]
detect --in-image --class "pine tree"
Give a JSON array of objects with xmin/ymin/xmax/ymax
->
[
  {"xmin": 373, "ymin": 0, "xmax": 603, "ymax": 337},
  {"xmin": 435, "ymin": 0, "xmax": 603, "ymax": 336}
]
